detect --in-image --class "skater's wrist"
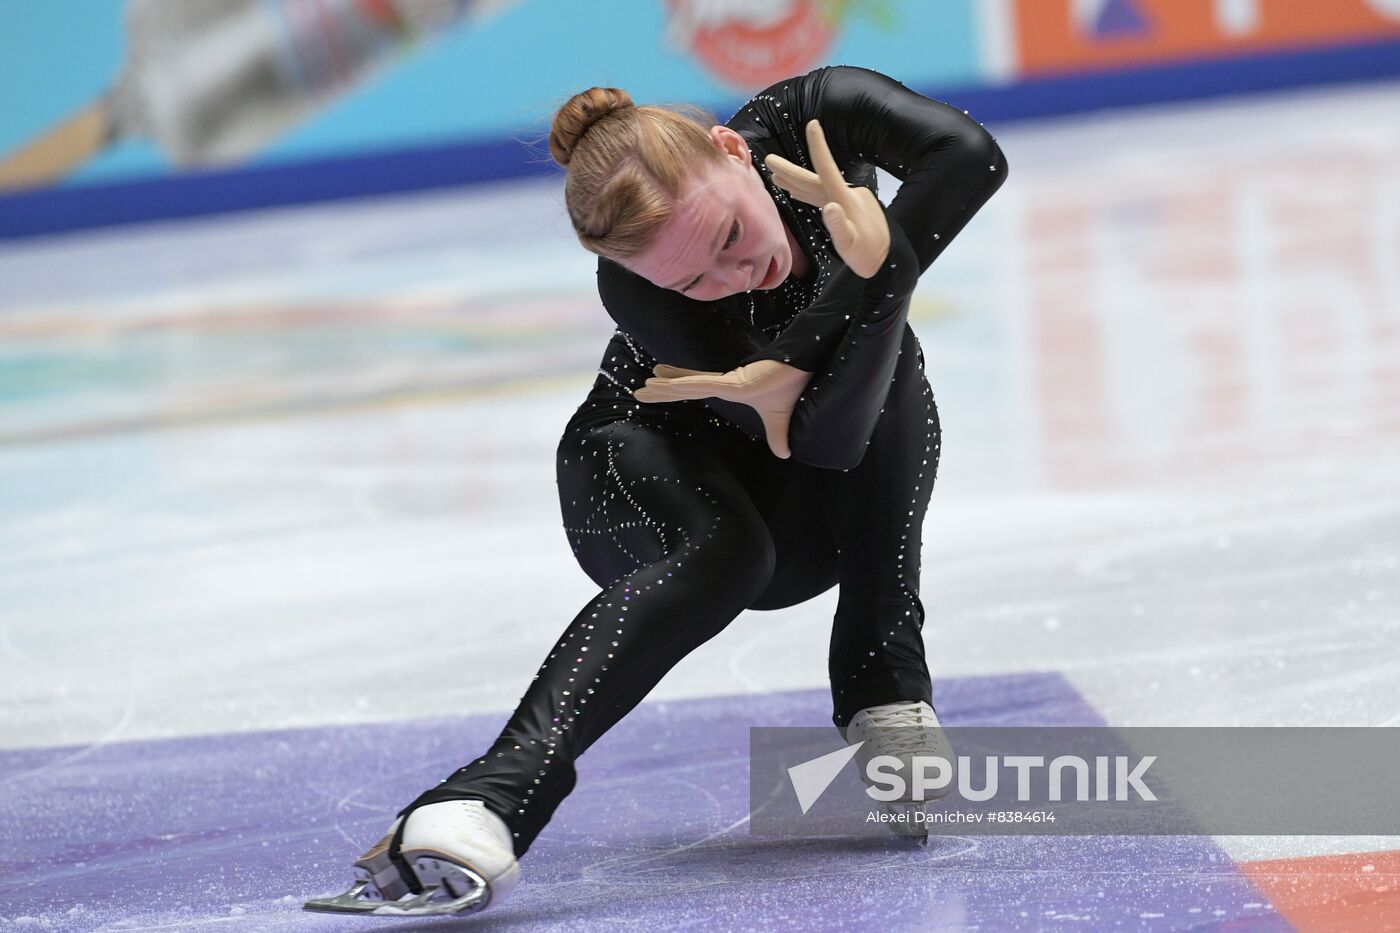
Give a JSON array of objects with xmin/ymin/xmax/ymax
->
[{"xmin": 860, "ymin": 216, "xmax": 919, "ymax": 307}]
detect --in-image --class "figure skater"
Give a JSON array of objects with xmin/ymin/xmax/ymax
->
[{"xmin": 306, "ymin": 64, "xmax": 1007, "ymax": 917}]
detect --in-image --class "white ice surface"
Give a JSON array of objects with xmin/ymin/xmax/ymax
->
[{"xmin": 2, "ymin": 80, "xmax": 1398, "ymax": 864}]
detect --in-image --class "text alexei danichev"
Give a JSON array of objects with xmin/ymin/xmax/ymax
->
[
  {"xmin": 865, "ymin": 809, "xmax": 1060, "ymax": 824},
  {"xmin": 867, "ymin": 809, "xmax": 983, "ymax": 824}
]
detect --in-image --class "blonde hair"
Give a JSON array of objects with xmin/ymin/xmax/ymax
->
[{"xmin": 549, "ymin": 87, "xmax": 723, "ymax": 261}]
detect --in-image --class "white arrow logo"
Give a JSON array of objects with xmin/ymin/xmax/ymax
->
[{"xmin": 787, "ymin": 741, "xmax": 864, "ymax": 814}]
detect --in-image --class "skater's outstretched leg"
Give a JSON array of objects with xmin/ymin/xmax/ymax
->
[
  {"xmin": 401, "ymin": 420, "xmax": 773, "ymax": 852},
  {"xmin": 311, "ymin": 420, "xmax": 774, "ymax": 915}
]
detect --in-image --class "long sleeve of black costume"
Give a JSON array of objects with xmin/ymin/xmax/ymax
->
[{"xmin": 739, "ymin": 65, "xmax": 1008, "ymax": 372}]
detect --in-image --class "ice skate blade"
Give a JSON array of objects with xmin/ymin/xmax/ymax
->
[
  {"xmin": 883, "ymin": 802, "xmax": 931, "ymax": 846},
  {"xmin": 304, "ymin": 858, "xmax": 491, "ymax": 917}
]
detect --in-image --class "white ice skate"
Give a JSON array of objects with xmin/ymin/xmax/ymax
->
[
  {"xmin": 304, "ymin": 799, "xmax": 521, "ymax": 917},
  {"xmin": 843, "ymin": 700, "xmax": 955, "ymax": 845}
]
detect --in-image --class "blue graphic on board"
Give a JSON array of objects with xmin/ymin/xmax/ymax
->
[{"xmin": 1092, "ymin": 0, "xmax": 1154, "ymax": 39}]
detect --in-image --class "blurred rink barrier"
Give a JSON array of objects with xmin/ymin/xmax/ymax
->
[{"xmin": 2, "ymin": 0, "xmax": 1400, "ymax": 239}]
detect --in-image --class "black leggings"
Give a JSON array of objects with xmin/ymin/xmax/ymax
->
[{"xmin": 398, "ymin": 294, "xmax": 941, "ymax": 857}]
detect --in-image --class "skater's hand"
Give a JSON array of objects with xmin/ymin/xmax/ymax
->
[
  {"xmin": 633, "ymin": 360, "xmax": 813, "ymax": 459},
  {"xmin": 764, "ymin": 119, "xmax": 891, "ymax": 278}
]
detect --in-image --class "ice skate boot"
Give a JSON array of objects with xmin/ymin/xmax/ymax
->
[
  {"xmin": 304, "ymin": 799, "xmax": 521, "ymax": 917},
  {"xmin": 843, "ymin": 700, "xmax": 954, "ymax": 845}
]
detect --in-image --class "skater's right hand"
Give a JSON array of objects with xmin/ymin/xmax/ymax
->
[
  {"xmin": 764, "ymin": 119, "xmax": 891, "ymax": 278},
  {"xmin": 633, "ymin": 359, "xmax": 813, "ymax": 459}
]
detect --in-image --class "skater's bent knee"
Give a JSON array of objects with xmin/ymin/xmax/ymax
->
[{"xmin": 683, "ymin": 507, "xmax": 776, "ymax": 604}]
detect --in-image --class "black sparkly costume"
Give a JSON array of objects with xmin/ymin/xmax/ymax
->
[{"xmin": 398, "ymin": 66, "xmax": 1008, "ymax": 857}]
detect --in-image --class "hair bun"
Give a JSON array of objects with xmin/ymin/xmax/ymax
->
[{"xmin": 549, "ymin": 87, "xmax": 634, "ymax": 167}]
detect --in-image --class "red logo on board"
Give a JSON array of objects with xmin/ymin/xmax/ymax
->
[{"xmin": 665, "ymin": 0, "xmax": 836, "ymax": 91}]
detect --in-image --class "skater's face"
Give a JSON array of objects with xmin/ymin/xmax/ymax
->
[{"xmin": 624, "ymin": 126, "xmax": 796, "ymax": 302}]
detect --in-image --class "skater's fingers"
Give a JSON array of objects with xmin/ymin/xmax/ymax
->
[
  {"xmin": 634, "ymin": 385, "xmax": 687, "ymax": 403},
  {"xmin": 635, "ymin": 380, "xmax": 724, "ymax": 403},
  {"xmin": 805, "ymin": 120, "xmax": 850, "ymax": 205},
  {"xmin": 654, "ymin": 372, "xmax": 744, "ymax": 392},
  {"xmin": 821, "ymin": 202, "xmax": 860, "ymax": 268},
  {"xmin": 764, "ymin": 154, "xmax": 826, "ymax": 207},
  {"xmin": 638, "ymin": 374, "xmax": 756, "ymax": 404},
  {"xmin": 652, "ymin": 363, "xmax": 714, "ymax": 379},
  {"xmin": 764, "ymin": 152, "xmax": 818, "ymax": 186}
]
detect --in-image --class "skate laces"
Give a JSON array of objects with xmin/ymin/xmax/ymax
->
[{"xmin": 853, "ymin": 702, "xmax": 942, "ymax": 756}]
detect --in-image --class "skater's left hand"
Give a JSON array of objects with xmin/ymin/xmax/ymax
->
[
  {"xmin": 633, "ymin": 360, "xmax": 813, "ymax": 459},
  {"xmin": 764, "ymin": 119, "xmax": 891, "ymax": 278}
]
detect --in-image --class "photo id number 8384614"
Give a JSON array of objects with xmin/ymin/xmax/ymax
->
[{"xmin": 985, "ymin": 810, "xmax": 1057, "ymax": 823}]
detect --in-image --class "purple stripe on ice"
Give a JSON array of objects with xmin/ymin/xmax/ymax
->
[{"xmin": 0, "ymin": 672, "xmax": 1287, "ymax": 931}]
